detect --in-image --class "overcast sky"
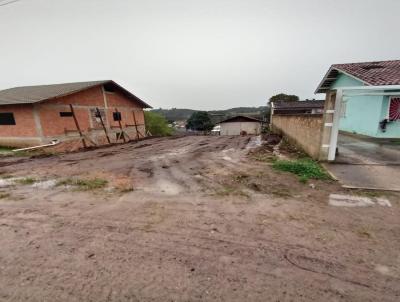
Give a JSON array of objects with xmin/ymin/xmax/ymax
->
[{"xmin": 0, "ymin": 0, "xmax": 399, "ymax": 110}]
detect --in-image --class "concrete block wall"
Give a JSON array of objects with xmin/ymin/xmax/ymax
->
[{"xmin": 271, "ymin": 114, "xmax": 324, "ymax": 159}]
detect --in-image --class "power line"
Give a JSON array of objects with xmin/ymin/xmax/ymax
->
[{"xmin": 0, "ymin": 0, "xmax": 23, "ymax": 7}]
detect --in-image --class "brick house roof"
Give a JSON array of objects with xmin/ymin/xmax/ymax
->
[
  {"xmin": 316, "ymin": 60, "xmax": 400, "ymax": 93},
  {"xmin": 0, "ymin": 80, "xmax": 152, "ymax": 108}
]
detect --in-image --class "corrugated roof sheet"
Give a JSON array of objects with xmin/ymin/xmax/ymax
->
[
  {"xmin": 0, "ymin": 80, "xmax": 152, "ymax": 108},
  {"xmin": 219, "ymin": 115, "xmax": 262, "ymax": 124},
  {"xmin": 316, "ymin": 60, "xmax": 400, "ymax": 93}
]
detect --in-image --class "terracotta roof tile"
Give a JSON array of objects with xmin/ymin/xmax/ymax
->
[
  {"xmin": 333, "ymin": 60, "xmax": 400, "ymax": 86},
  {"xmin": 316, "ymin": 60, "xmax": 400, "ymax": 93}
]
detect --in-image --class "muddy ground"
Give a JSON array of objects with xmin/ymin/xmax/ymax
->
[{"xmin": 0, "ymin": 135, "xmax": 399, "ymax": 302}]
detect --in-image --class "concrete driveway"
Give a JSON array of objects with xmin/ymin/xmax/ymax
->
[{"xmin": 324, "ymin": 133, "xmax": 400, "ymax": 191}]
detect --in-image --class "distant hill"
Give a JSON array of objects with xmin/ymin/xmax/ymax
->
[
  {"xmin": 151, "ymin": 106, "xmax": 269, "ymax": 124},
  {"xmin": 150, "ymin": 108, "xmax": 196, "ymax": 122}
]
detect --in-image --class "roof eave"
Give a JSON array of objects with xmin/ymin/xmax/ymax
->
[
  {"xmin": 108, "ymin": 81, "xmax": 152, "ymax": 109},
  {"xmin": 39, "ymin": 80, "xmax": 111, "ymax": 104},
  {"xmin": 315, "ymin": 66, "xmax": 372, "ymax": 94}
]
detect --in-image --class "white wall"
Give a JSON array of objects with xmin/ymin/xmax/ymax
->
[{"xmin": 220, "ymin": 122, "xmax": 261, "ymax": 135}]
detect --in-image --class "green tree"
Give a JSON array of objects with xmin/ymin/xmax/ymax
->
[
  {"xmin": 186, "ymin": 111, "xmax": 214, "ymax": 131},
  {"xmin": 268, "ymin": 93, "xmax": 299, "ymax": 104},
  {"xmin": 144, "ymin": 111, "xmax": 173, "ymax": 136}
]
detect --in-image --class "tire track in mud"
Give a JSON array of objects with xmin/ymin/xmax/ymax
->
[{"xmin": 35, "ymin": 211, "xmax": 398, "ymax": 299}]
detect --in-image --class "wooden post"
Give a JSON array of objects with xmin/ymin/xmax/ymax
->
[
  {"xmin": 115, "ymin": 108, "xmax": 126, "ymax": 142},
  {"xmin": 132, "ymin": 110, "xmax": 142, "ymax": 139},
  {"xmin": 69, "ymin": 104, "xmax": 87, "ymax": 148},
  {"xmin": 96, "ymin": 107, "xmax": 111, "ymax": 144}
]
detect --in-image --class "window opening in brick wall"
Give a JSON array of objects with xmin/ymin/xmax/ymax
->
[
  {"xmin": 113, "ymin": 112, "xmax": 122, "ymax": 121},
  {"xmin": 59, "ymin": 111, "xmax": 73, "ymax": 117},
  {"xmin": 0, "ymin": 113, "xmax": 16, "ymax": 125}
]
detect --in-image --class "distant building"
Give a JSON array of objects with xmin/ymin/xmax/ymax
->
[
  {"xmin": 271, "ymin": 100, "xmax": 325, "ymax": 115},
  {"xmin": 218, "ymin": 115, "xmax": 262, "ymax": 135}
]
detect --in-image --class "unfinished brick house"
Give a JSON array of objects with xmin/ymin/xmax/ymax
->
[{"xmin": 0, "ymin": 80, "xmax": 151, "ymax": 150}]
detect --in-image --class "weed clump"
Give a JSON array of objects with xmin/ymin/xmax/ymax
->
[
  {"xmin": 57, "ymin": 178, "xmax": 108, "ymax": 191},
  {"xmin": 272, "ymin": 159, "xmax": 330, "ymax": 182},
  {"xmin": 15, "ymin": 177, "xmax": 37, "ymax": 185},
  {"xmin": 0, "ymin": 192, "xmax": 10, "ymax": 199}
]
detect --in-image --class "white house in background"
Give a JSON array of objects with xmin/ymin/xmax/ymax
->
[
  {"xmin": 211, "ymin": 124, "xmax": 221, "ymax": 135},
  {"xmin": 219, "ymin": 115, "xmax": 262, "ymax": 136}
]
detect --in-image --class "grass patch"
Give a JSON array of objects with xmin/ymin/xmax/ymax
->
[
  {"xmin": 0, "ymin": 146, "xmax": 13, "ymax": 153},
  {"xmin": 355, "ymin": 227, "xmax": 373, "ymax": 239},
  {"xmin": 0, "ymin": 174, "xmax": 13, "ymax": 179},
  {"xmin": 253, "ymin": 154, "xmax": 277, "ymax": 163},
  {"xmin": 272, "ymin": 158, "xmax": 330, "ymax": 182},
  {"xmin": 15, "ymin": 177, "xmax": 37, "ymax": 185},
  {"xmin": 0, "ymin": 192, "xmax": 10, "ymax": 199},
  {"xmin": 57, "ymin": 177, "xmax": 108, "ymax": 190},
  {"xmin": 233, "ymin": 173, "xmax": 250, "ymax": 183},
  {"xmin": 270, "ymin": 188, "xmax": 293, "ymax": 198},
  {"xmin": 351, "ymin": 189, "xmax": 387, "ymax": 198},
  {"xmin": 119, "ymin": 187, "xmax": 134, "ymax": 193}
]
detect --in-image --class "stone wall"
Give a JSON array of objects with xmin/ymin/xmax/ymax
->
[{"xmin": 271, "ymin": 114, "xmax": 324, "ymax": 159}]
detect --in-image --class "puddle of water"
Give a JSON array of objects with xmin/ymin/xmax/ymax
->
[
  {"xmin": 0, "ymin": 177, "xmax": 57, "ymax": 190},
  {"xmin": 0, "ymin": 178, "xmax": 16, "ymax": 188},
  {"xmin": 375, "ymin": 264, "xmax": 393, "ymax": 277},
  {"xmin": 143, "ymin": 179, "xmax": 183, "ymax": 195},
  {"xmin": 246, "ymin": 135, "xmax": 262, "ymax": 149},
  {"xmin": 221, "ymin": 148, "xmax": 238, "ymax": 162},
  {"xmin": 329, "ymin": 194, "xmax": 391, "ymax": 207},
  {"xmin": 32, "ymin": 180, "xmax": 57, "ymax": 189}
]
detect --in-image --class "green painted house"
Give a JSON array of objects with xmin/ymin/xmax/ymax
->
[{"xmin": 316, "ymin": 60, "xmax": 400, "ymax": 138}]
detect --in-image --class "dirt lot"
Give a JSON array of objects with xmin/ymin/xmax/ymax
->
[{"xmin": 0, "ymin": 135, "xmax": 399, "ymax": 302}]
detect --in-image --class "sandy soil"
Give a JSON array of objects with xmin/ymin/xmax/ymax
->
[{"xmin": 0, "ymin": 135, "xmax": 399, "ymax": 302}]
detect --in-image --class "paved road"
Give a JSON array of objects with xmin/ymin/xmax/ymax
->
[
  {"xmin": 335, "ymin": 134, "xmax": 400, "ymax": 164},
  {"xmin": 325, "ymin": 134, "xmax": 400, "ymax": 191}
]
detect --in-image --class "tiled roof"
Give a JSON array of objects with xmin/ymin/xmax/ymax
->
[
  {"xmin": 273, "ymin": 100, "xmax": 324, "ymax": 109},
  {"xmin": 316, "ymin": 60, "xmax": 400, "ymax": 93},
  {"xmin": 0, "ymin": 80, "xmax": 152, "ymax": 108}
]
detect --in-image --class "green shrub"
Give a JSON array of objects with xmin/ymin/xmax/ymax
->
[
  {"xmin": 272, "ymin": 159, "xmax": 330, "ymax": 182},
  {"xmin": 144, "ymin": 111, "xmax": 173, "ymax": 136},
  {"xmin": 186, "ymin": 111, "xmax": 214, "ymax": 131}
]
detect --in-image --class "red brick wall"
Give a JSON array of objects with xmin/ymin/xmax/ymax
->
[
  {"xmin": 0, "ymin": 85, "xmax": 147, "ymax": 148},
  {"xmin": 105, "ymin": 90, "xmax": 145, "ymax": 128},
  {"xmin": 38, "ymin": 105, "xmax": 91, "ymax": 137},
  {"xmin": 39, "ymin": 85, "xmax": 146, "ymax": 137},
  {"xmin": 48, "ymin": 86, "xmax": 105, "ymax": 106},
  {"xmin": 0, "ymin": 104, "xmax": 37, "ymax": 137}
]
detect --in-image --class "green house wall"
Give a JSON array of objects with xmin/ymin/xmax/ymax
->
[{"xmin": 330, "ymin": 73, "xmax": 400, "ymax": 138}]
